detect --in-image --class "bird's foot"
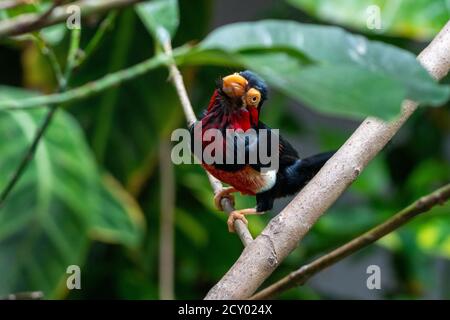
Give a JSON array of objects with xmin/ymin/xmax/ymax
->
[
  {"xmin": 227, "ymin": 208, "xmax": 264, "ymax": 233},
  {"xmin": 214, "ymin": 187, "xmax": 237, "ymax": 211}
]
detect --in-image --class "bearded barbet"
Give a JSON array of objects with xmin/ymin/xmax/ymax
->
[{"xmin": 190, "ymin": 71, "xmax": 334, "ymax": 232}]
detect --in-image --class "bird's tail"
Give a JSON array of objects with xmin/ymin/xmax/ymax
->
[
  {"xmin": 298, "ymin": 151, "xmax": 335, "ymax": 175},
  {"xmin": 284, "ymin": 151, "xmax": 335, "ymax": 195}
]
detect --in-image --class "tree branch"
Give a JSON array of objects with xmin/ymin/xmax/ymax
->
[
  {"xmin": 0, "ymin": 0, "xmax": 143, "ymax": 38},
  {"xmin": 204, "ymin": 20, "xmax": 450, "ymax": 300},
  {"xmin": 162, "ymin": 41, "xmax": 253, "ymax": 246},
  {"xmin": 23, "ymin": 0, "xmax": 65, "ymax": 34},
  {"xmin": 0, "ymin": 0, "xmax": 31, "ymax": 11},
  {"xmin": 74, "ymin": 10, "xmax": 117, "ymax": 68},
  {"xmin": 250, "ymin": 183, "xmax": 450, "ymax": 299}
]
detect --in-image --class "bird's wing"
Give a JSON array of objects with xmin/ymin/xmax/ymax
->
[{"xmin": 249, "ymin": 121, "xmax": 299, "ymax": 171}]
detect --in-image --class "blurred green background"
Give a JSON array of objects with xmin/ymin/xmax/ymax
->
[{"xmin": 0, "ymin": 0, "xmax": 449, "ymax": 299}]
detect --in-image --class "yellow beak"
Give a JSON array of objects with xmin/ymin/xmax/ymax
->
[{"xmin": 222, "ymin": 73, "xmax": 248, "ymax": 98}]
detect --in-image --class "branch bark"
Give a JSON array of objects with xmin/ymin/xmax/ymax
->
[
  {"xmin": 204, "ymin": 21, "xmax": 450, "ymax": 300},
  {"xmin": 0, "ymin": 0, "xmax": 143, "ymax": 38},
  {"xmin": 162, "ymin": 41, "xmax": 254, "ymax": 246},
  {"xmin": 250, "ymin": 183, "xmax": 450, "ymax": 299}
]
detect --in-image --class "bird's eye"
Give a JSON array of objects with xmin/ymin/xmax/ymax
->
[{"xmin": 246, "ymin": 88, "xmax": 261, "ymax": 106}]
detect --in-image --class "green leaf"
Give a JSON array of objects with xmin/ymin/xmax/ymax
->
[
  {"xmin": 40, "ymin": 24, "xmax": 67, "ymax": 46},
  {"xmin": 175, "ymin": 208, "xmax": 208, "ymax": 247},
  {"xmin": 287, "ymin": 0, "xmax": 450, "ymax": 40},
  {"xmin": 241, "ymin": 52, "xmax": 406, "ymax": 119},
  {"xmin": 184, "ymin": 20, "xmax": 449, "ymax": 120},
  {"xmin": 136, "ymin": 0, "xmax": 179, "ymax": 43},
  {"xmin": 89, "ymin": 174, "xmax": 145, "ymax": 248},
  {"xmin": 0, "ymin": 86, "xmax": 144, "ymax": 297}
]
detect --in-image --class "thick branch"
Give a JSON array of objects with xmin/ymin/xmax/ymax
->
[
  {"xmin": 205, "ymin": 21, "xmax": 450, "ymax": 300},
  {"xmin": 0, "ymin": 0, "xmax": 143, "ymax": 38},
  {"xmin": 162, "ymin": 42, "xmax": 253, "ymax": 246},
  {"xmin": 250, "ymin": 184, "xmax": 450, "ymax": 299}
]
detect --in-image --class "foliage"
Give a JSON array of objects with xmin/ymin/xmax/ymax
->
[
  {"xmin": 0, "ymin": 87, "xmax": 144, "ymax": 298},
  {"xmin": 186, "ymin": 20, "xmax": 448, "ymax": 119},
  {"xmin": 0, "ymin": 0, "xmax": 448, "ymax": 299},
  {"xmin": 288, "ymin": 0, "xmax": 450, "ymax": 40}
]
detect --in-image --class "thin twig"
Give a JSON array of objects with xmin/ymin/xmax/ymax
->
[
  {"xmin": 32, "ymin": 33, "xmax": 65, "ymax": 87},
  {"xmin": 250, "ymin": 183, "xmax": 450, "ymax": 299},
  {"xmin": 159, "ymin": 139, "xmax": 175, "ymax": 300},
  {"xmin": 63, "ymin": 27, "xmax": 80, "ymax": 86},
  {"xmin": 161, "ymin": 42, "xmax": 196, "ymax": 126},
  {"xmin": 75, "ymin": 10, "xmax": 117, "ymax": 68},
  {"xmin": 0, "ymin": 53, "xmax": 172, "ymax": 110},
  {"xmin": 162, "ymin": 41, "xmax": 253, "ymax": 246},
  {"xmin": 0, "ymin": 28, "xmax": 80, "ymax": 209},
  {"xmin": 0, "ymin": 0, "xmax": 143, "ymax": 38}
]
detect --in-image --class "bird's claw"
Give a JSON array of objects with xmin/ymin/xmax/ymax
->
[
  {"xmin": 226, "ymin": 208, "xmax": 262, "ymax": 233},
  {"xmin": 227, "ymin": 211, "xmax": 248, "ymax": 233},
  {"xmin": 214, "ymin": 188, "xmax": 236, "ymax": 211}
]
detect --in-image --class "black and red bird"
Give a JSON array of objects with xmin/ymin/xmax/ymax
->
[{"xmin": 190, "ymin": 71, "xmax": 334, "ymax": 232}]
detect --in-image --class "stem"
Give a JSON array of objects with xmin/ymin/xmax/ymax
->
[
  {"xmin": 63, "ymin": 27, "xmax": 81, "ymax": 87},
  {"xmin": 0, "ymin": 0, "xmax": 144, "ymax": 38},
  {"xmin": 161, "ymin": 42, "xmax": 196, "ymax": 126},
  {"xmin": 32, "ymin": 34, "xmax": 65, "ymax": 87},
  {"xmin": 250, "ymin": 183, "xmax": 450, "ymax": 300},
  {"xmin": 0, "ymin": 54, "xmax": 170, "ymax": 110},
  {"xmin": 162, "ymin": 41, "xmax": 253, "ymax": 247},
  {"xmin": 159, "ymin": 140, "xmax": 175, "ymax": 300},
  {"xmin": 75, "ymin": 11, "xmax": 117, "ymax": 68},
  {"xmin": 92, "ymin": 9, "xmax": 134, "ymax": 162}
]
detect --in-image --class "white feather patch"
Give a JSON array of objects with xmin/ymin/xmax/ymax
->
[{"xmin": 256, "ymin": 169, "xmax": 277, "ymax": 193}]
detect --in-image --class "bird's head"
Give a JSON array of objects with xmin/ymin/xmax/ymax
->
[{"xmin": 218, "ymin": 70, "xmax": 268, "ymax": 111}]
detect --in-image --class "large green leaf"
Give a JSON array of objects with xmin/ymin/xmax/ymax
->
[
  {"xmin": 182, "ymin": 20, "xmax": 449, "ymax": 120},
  {"xmin": 240, "ymin": 52, "xmax": 406, "ymax": 119},
  {"xmin": 288, "ymin": 0, "xmax": 450, "ymax": 40},
  {"xmin": 71, "ymin": 10, "xmax": 182, "ymax": 192},
  {"xmin": 0, "ymin": 87, "xmax": 144, "ymax": 297},
  {"xmin": 136, "ymin": 0, "xmax": 179, "ymax": 43},
  {"xmin": 90, "ymin": 174, "xmax": 145, "ymax": 247}
]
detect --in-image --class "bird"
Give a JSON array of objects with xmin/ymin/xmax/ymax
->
[{"xmin": 190, "ymin": 70, "xmax": 334, "ymax": 232}]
